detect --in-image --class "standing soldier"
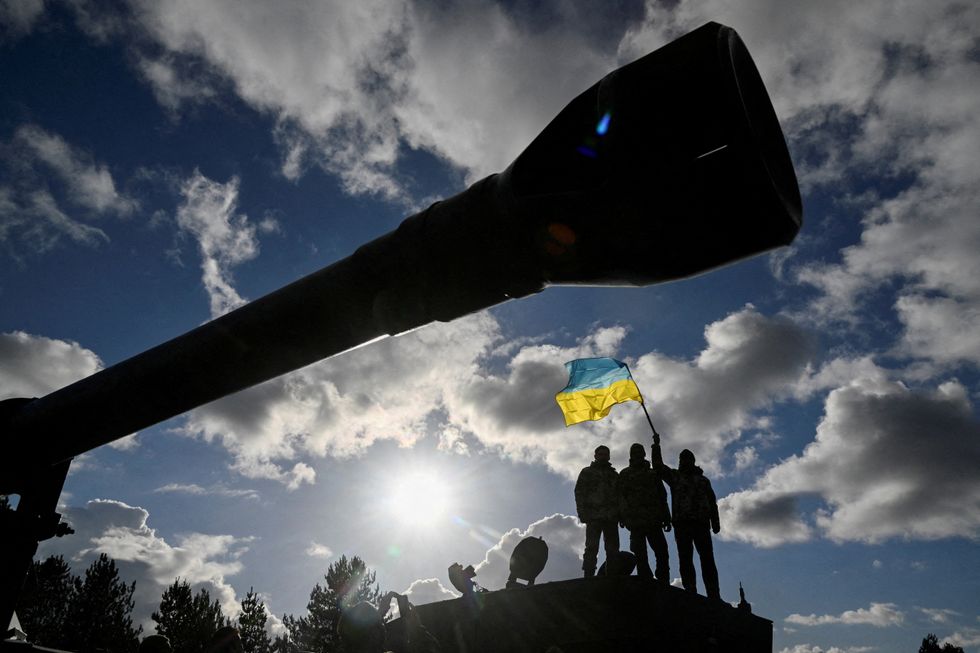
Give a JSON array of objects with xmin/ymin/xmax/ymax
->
[
  {"xmin": 574, "ymin": 444, "xmax": 620, "ymax": 577},
  {"xmin": 652, "ymin": 433, "xmax": 721, "ymax": 600},
  {"xmin": 618, "ymin": 442, "xmax": 671, "ymax": 584}
]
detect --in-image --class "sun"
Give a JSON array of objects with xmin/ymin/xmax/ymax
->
[{"xmin": 385, "ymin": 471, "xmax": 452, "ymax": 526}]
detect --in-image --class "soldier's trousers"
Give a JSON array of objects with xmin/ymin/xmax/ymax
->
[
  {"xmin": 583, "ymin": 520, "xmax": 619, "ymax": 576},
  {"xmin": 673, "ymin": 520, "xmax": 720, "ymax": 599},
  {"xmin": 629, "ymin": 526, "xmax": 669, "ymax": 582}
]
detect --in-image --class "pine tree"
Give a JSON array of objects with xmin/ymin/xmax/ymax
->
[
  {"xmin": 282, "ymin": 555, "xmax": 381, "ymax": 653},
  {"xmin": 65, "ymin": 553, "xmax": 142, "ymax": 653},
  {"xmin": 152, "ymin": 579, "xmax": 228, "ymax": 653},
  {"xmin": 16, "ymin": 555, "xmax": 76, "ymax": 648},
  {"xmin": 920, "ymin": 633, "xmax": 966, "ymax": 653},
  {"xmin": 270, "ymin": 634, "xmax": 293, "ymax": 653},
  {"xmin": 237, "ymin": 588, "xmax": 272, "ymax": 653}
]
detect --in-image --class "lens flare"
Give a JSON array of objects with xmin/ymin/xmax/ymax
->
[{"xmin": 596, "ymin": 111, "xmax": 611, "ymax": 136}]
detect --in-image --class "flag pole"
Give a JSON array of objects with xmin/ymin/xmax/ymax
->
[{"xmin": 624, "ymin": 363, "xmax": 659, "ymax": 441}]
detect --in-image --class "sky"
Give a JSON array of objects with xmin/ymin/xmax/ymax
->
[{"xmin": 1, "ymin": 1, "xmax": 978, "ymax": 652}]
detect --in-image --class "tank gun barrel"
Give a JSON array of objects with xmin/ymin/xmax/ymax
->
[{"xmin": 2, "ymin": 21, "xmax": 801, "ymax": 471}]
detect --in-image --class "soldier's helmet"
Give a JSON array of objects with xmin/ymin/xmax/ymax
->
[
  {"xmin": 629, "ymin": 443, "xmax": 646, "ymax": 460},
  {"xmin": 679, "ymin": 449, "xmax": 696, "ymax": 466}
]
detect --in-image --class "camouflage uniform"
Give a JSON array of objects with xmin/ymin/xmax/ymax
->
[
  {"xmin": 618, "ymin": 447, "xmax": 671, "ymax": 582},
  {"xmin": 653, "ymin": 443, "xmax": 721, "ymax": 599},
  {"xmin": 574, "ymin": 459, "xmax": 620, "ymax": 576}
]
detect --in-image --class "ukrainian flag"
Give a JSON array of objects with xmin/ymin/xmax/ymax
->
[{"xmin": 555, "ymin": 357, "xmax": 643, "ymax": 427}]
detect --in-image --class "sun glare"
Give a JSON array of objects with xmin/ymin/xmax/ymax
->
[{"xmin": 386, "ymin": 471, "xmax": 452, "ymax": 526}]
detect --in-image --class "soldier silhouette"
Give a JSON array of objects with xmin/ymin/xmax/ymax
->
[
  {"xmin": 619, "ymin": 442, "xmax": 671, "ymax": 583},
  {"xmin": 652, "ymin": 433, "xmax": 721, "ymax": 600},
  {"xmin": 574, "ymin": 444, "xmax": 620, "ymax": 577}
]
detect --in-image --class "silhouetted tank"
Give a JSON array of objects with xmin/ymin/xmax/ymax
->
[{"xmin": 0, "ymin": 22, "xmax": 802, "ymax": 633}]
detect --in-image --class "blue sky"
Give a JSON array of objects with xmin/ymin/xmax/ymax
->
[{"xmin": 1, "ymin": 1, "xmax": 979, "ymax": 652}]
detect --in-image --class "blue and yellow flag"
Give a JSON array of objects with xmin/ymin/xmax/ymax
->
[{"xmin": 555, "ymin": 357, "xmax": 643, "ymax": 427}]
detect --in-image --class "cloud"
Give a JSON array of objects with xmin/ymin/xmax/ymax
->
[
  {"xmin": 61, "ymin": 0, "xmax": 626, "ymax": 200},
  {"xmin": 153, "ymin": 482, "xmax": 260, "ymax": 501},
  {"xmin": 175, "ymin": 170, "xmax": 260, "ymax": 318},
  {"xmin": 13, "ymin": 125, "xmax": 136, "ymax": 216},
  {"xmin": 720, "ymin": 375, "xmax": 980, "ymax": 546},
  {"xmin": 402, "ymin": 578, "xmax": 459, "ymax": 606},
  {"xmin": 0, "ymin": 0, "xmax": 45, "ymax": 41},
  {"xmin": 919, "ymin": 607, "xmax": 960, "ymax": 624},
  {"xmin": 473, "ymin": 514, "xmax": 585, "ymax": 591},
  {"xmin": 38, "ymin": 499, "xmax": 251, "ymax": 630},
  {"xmin": 305, "ymin": 542, "xmax": 332, "ymax": 559},
  {"xmin": 0, "ymin": 331, "xmax": 102, "ymax": 399},
  {"xmin": 0, "ymin": 125, "xmax": 136, "ymax": 256},
  {"xmin": 785, "ymin": 602, "xmax": 904, "ymax": 628},
  {"xmin": 136, "ymin": 54, "xmax": 220, "ymax": 113},
  {"xmin": 620, "ymin": 0, "xmax": 980, "ymax": 373},
  {"xmin": 0, "ymin": 185, "xmax": 109, "ymax": 255},
  {"xmin": 943, "ymin": 629, "xmax": 980, "ymax": 650},
  {"xmin": 180, "ymin": 312, "xmax": 499, "ymax": 486},
  {"xmin": 448, "ymin": 306, "xmax": 814, "ymax": 479},
  {"xmin": 179, "ymin": 303, "xmax": 817, "ymax": 488},
  {"xmin": 0, "ymin": 331, "xmax": 143, "ymax": 452},
  {"xmin": 778, "ymin": 647, "xmax": 875, "ymax": 653}
]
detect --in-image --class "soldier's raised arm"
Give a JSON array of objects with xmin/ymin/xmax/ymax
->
[{"xmin": 650, "ymin": 439, "xmax": 676, "ymax": 486}]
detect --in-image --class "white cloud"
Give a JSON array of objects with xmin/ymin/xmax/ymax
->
[
  {"xmin": 0, "ymin": 331, "xmax": 102, "ymax": 399},
  {"xmin": 179, "ymin": 304, "xmax": 817, "ymax": 488},
  {"xmin": 733, "ymin": 446, "xmax": 759, "ymax": 472},
  {"xmin": 0, "ymin": 331, "xmax": 143, "ymax": 451},
  {"xmin": 0, "ymin": 0, "xmax": 45, "ymax": 40},
  {"xmin": 175, "ymin": 171, "xmax": 260, "ymax": 318},
  {"xmin": 38, "ymin": 499, "xmax": 251, "ymax": 630},
  {"xmin": 619, "ymin": 1, "xmax": 980, "ymax": 373},
  {"xmin": 778, "ymin": 646, "xmax": 874, "ymax": 653},
  {"xmin": 153, "ymin": 482, "xmax": 260, "ymax": 501},
  {"xmin": 919, "ymin": 607, "xmax": 960, "ymax": 624},
  {"xmin": 720, "ymin": 375, "xmax": 980, "ymax": 546},
  {"xmin": 401, "ymin": 578, "xmax": 459, "ymax": 606},
  {"xmin": 136, "ymin": 54, "xmax": 220, "ymax": 113},
  {"xmin": 944, "ymin": 629, "xmax": 980, "ymax": 650},
  {"xmin": 473, "ymin": 514, "xmax": 585, "ymax": 591},
  {"xmin": 0, "ymin": 187, "xmax": 109, "ymax": 255},
  {"xmin": 785, "ymin": 602, "xmax": 904, "ymax": 628},
  {"xmin": 61, "ymin": 0, "xmax": 623, "ymax": 200},
  {"xmin": 180, "ymin": 312, "xmax": 498, "ymax": 486},
  {"xmin": 13, "ymin": 125, "xmax": 136, "ymax": 216},
  {"xmin": 305, "ymin": 542, "xmax": 333, "ymax": 559},
  {"xmin": 446, "ymin": 306, "xmax": 815, "ymax": 480},
  {"xmin": 0, "ymin": 125, "xmax": 135, "ymax": 256}
]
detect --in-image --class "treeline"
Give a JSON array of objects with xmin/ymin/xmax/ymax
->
[{"xmin": 15, "ymin": 553, "xmax": 382, "ymax": 653}]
